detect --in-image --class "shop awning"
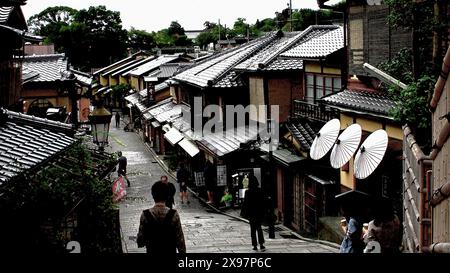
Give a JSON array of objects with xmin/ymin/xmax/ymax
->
[
  {"xmin": 164, "ymin": 127, "xmax": 184, "ymax": 145},
  {"xmin": 125, "ymin": 92, "xmax": 139, "ymax": 105},
  {"xmin": 151, "ymin": 121, "xmax": 161, "ymax": 128},
  {"xmin": 197, "ymin": 126, "xmax": 259, "ymax": 157},
  {"xmin": 272, "ymin": 149, "xmax": 305, "ymax": 167},
  {"xmin": 307, "ymin": 174, "xmax": 335, "ymax": 185},
  {"xmin": 143, "ymin": 112, "xmax": 152, "ymax": 121},
  {"xmin": 93, "ymin": 86, "xmax": 109, "ymax": 96},
  {"xmin": 178, "ymin": 138, "xmax": 200, "ymax": 157}
]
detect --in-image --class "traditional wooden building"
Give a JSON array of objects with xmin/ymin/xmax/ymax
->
[
  {"xmin": 127, "ymin": 54, "xmax": 192, "ymax": 91},
  {"xmin": 93, "ymin": 50, "xmax": 150, "ymax": 87},
  {"xmin": 321, "ymin": 85, "xmax": 403, "ymax": 201},
  {"xmin": 230, "ymin": 25, "xmax": 344, "ymax": 232},
  {"xmin": 21, "ymin": 54, "xmax": 92, "ymax": 122},
  {"xmin": 0, "ymin": 1, "xmax": 41, "ymax": 111},
  {"xmin": 345, "ymin": 0, "xmax": 413, "ymax": 77}
]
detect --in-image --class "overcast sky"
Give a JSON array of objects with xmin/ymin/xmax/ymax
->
[{"xmin": 22, "ymin": 0, "xmax": 326, "ymax": 32}]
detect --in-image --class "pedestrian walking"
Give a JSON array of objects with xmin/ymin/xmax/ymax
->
[
  {"xmin": 115, "ymin": 112, "xmax": 120, "ymax": 128},
  {"xmin": 161, "ymin": 175, "xmax": 176, "ymax": 209},
  {"xmin": 338, "ymin": 200, "xmax": 365, "ymax": 253},
  {"xmin": 176, "ymin": 165, "xmax": 190, "ymax": 204},
  {"xmin": 240, "ymin": 175, "xmax": 266, "ymax": 251},
  {"xmin": 117, "ymin": 151, "xmax": 130, "ymax": 187},
  {"xmin": 364, "ymin": 198, "xmax": 402, "ymax": 253},
  {"xmin": 204, "ymin": 160, "xmax": 216, "ymax": 204},
  {"xmin": 137, "ymin": 181, "xmax": 186, "ymax": 254}
]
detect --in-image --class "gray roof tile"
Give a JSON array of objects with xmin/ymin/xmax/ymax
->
[
  {"xmin": 128, "ymin": 55, "xmax": 181, "ymax": 77},
  {"xmin": 235, "ymin": 31, "xmax": 304, "ymax": 71},
  {"xmin": 93, "ymin": 50, "xmax": 150, "ymax": 76},
  {"xmin": 213, "ymin": 71, "xmax": 245, "ymax": 88},
  {"xmin": 174, "ymin": 33, "xmax": 277, "ymax": 88},
  {"xmin": 264, "ymin": 58, "xmax": 303, "ymax": 71},
  {"xmin": 286, "ymin": 122, "xmax": 316, "ymax": 151},
  {"xmin": 321, "ymin": 89, "xmax": 397, "ymax": 117},
  {"xmin": 197, "ymin": 126, "xmax": 259, "ymax": 157},
  {"xmin": 70, "ymin": 69, "xmax": 93, "ymax": 86},
  {"xmin": 0, "ymin": 109, "xmax": 75, "ymax": 183},
  {"xmin": 281, "ymin": 25, "xmax": 344, "ymax": 58},
  {"xmin": 149, "ymin": 63, "xmax": 192, "ymax": 79},
  {"xmin": 0, "ymin": 6, "xmax": 13, "ymax": 23},
  {"xmin": 109, "ymin": 56, "xmax": 154, "ymax": 77},
  {"xmin": 22, "ymin": 54, "xmax": 68, "ymax": 82}
]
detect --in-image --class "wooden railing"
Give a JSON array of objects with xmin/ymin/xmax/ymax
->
[{"xmin": 293, "ymin": 100, "xmax": 339, "ymax": 123}]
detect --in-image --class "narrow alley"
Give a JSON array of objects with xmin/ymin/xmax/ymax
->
[{"xmin": 108, "ymin": 118, "xmax": 338, "ymax": 253}]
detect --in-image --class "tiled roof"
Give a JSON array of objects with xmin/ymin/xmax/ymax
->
[
  {"xmin": 150, "ymin": 101, "xmax": 183, "ymax": 123},
  {"xmin": 264, "ymin": 58, "xmax": 303, "ymax": 71},
  {"xmin": 149, "ymin": 63, "xmax": 192, "ymax": 79},
  {"xmin": 197, "ymin": 126, "xmax": 259, "ymax": 157},
  {"xmin": 281, "ymin": 25, "xmax": 344, "ymax": 59},
  {"xmin": 102, "ymin": 58, "xmax": 142, "ymax": 77},
  {"xmin": 21, "ymin": 67, "xmax": 39, "ymax": 83},
  {"xmin": 128, "ymin": 55, "xmax": 181, "ymax": 77},
  {"xmin": 235, "ymin": 31, "xmax": 304, "ymax": 71},
  {"xmin": 174, "ymin": 33, "xmax": 277, "ymax": 88},
  {"xmin": 155, "ymin": 81, "xmax": 170, "ymax": 92},
  {"xmin": 271, "ymin": 149, "xmax": 305, "ymax": 166},
  {"xmin": 213, "ymin": 71, "xmax": 245, "ymax": 88},
  {"xmin": 0, "ymin": 6, "xmax": 13, "ymax": 23},
  {"xmin": 143, "ymin": 97, "xmax": 174, "ymax": 119},
  {"xmin": 109, "ymin": 56, "xmax": 154, "ymax": 77},
  {"xmin": 321, "ymin": 89, "xmax": 397, "ymax": 117},
  {"xmin": 138, "ymin": 81, "xmax": 171, "ymax": 99},
  {"xmin": 22, "ymin": 54, "xmax": 68, "ymax": 82},
  {"xmin": 0, "ymin": 24, "xmax": 42, "ymax": 42},
  {"xmin": 286, "ymin": 122, "xmax": 316, "ymax": 151},
  {"xmin": 93, "ymin": 50, "xmax": 150, "ymax": 76},
  {"xmin": 124, "ymin": 92, "xmax": 139, "ymax": 104},
  {"xmin": 70, "ymin": 69, "xmax": 92, "ymax": 86},
  {"xmin": 93, "ymin": 56, "xmax": 134, "ymax": 76},
  {"xmin": 0, "ymin": 109, "xmax": 75, "ymax": 184}
]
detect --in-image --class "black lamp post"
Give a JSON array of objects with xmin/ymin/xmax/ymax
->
[{"xmin": 88, "ymin": 100, "xmax": 112, "ymax": 151}]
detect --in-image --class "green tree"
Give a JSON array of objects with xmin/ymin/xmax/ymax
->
[
  {"xmin": 379, "ymin": 0, "xmax": 449, "ymax": 148},
  {"xmin": 28, "ymin": 5, "xmax": 128, "ymax": 71},
  {"xmin": 196, "ymin": 31, "xmax": 216, "ymax": 48},
  {"xmin": 74, "ymin": 5, "xmax": 128, "ymax": 70},
  {"xmin": 232, "ymin": 17, "xmax": 248, "ymax": 36},
  {"xmin": 27, "ymin": 6, "xmax": 77, "ymax": 52},
  {"xmin": 168, "ymin": 21, "xmax": 185, "ymax": 36},
  {"xmin": 128, "ymin": 27, "xmax": 155, "ymax": 51},
  {"xmin": 154, "ymin": 28, "xmax": 175, "ymax": 47}
]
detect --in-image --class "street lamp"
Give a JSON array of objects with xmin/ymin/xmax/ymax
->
[{"xmin": 88, "ymin": 100, "xmax": 112, "ymax": 151}]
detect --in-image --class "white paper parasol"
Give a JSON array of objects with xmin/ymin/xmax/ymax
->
[
  {"xmin": 330, "ymin": 123, "xmax": 362, "ymax": 169},
  {"xmin": 310, "ymin": 118, "xmax": 340, "ymax": 160},
  {"xmin": 354, "ymin": 129, "xmax": 388, "ymax": 179}
]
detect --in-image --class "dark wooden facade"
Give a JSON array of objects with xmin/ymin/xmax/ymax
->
[{"xmin": 347, "ymin": 1, "xmax": 413, "ymax": 76}]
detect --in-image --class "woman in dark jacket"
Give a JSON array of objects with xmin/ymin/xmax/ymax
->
[{"xmin": 241, "ymin": 175, "xmax": 266, "ymax": 251}]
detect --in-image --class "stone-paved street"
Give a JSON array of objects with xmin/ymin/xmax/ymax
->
[{"xmin": 108, "ymin": 116, "xmax": 339, "ymax": 253}]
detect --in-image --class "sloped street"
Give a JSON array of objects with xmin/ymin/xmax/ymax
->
[{"xmin": 109, "ymin": 119, "xmax": 338, "ymax": 253}]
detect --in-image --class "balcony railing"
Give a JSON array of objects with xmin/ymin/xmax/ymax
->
[{"xmin": 292, "ymin": 100, "xmax": 339, "ymax": 123}]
